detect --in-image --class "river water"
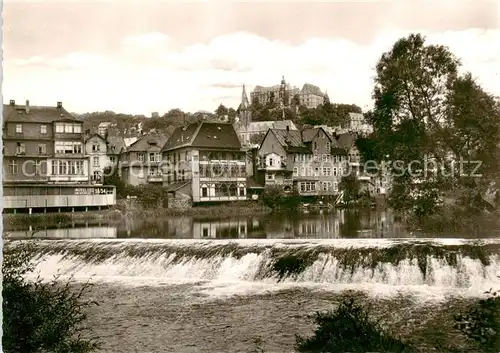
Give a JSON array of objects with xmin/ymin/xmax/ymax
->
[{"xmin": 8, "ymin": 209, "xmax": 500, "ymax": 352}]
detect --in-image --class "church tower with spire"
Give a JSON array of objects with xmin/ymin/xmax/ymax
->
[{"xmin": 239, "ymin": 84, "xmax": 252, "ymax": 127}]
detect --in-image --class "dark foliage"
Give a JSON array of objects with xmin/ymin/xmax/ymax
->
[
  {"xmin": 2, "ymin": 242, "xmax": 99, "ymax": 353},
  {"xmin": 261, "ymin": 185, "xmax": 300, "ymax": 211},
  {"xmin": 296, "ymin": 297, "xmax": 413, "ymax": 353},
  {"xmin": 454, "ymin": 285, "xmax": 500, "ymax": 352}
]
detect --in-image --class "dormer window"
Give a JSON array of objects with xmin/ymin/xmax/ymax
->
[{"xmin": 92, "ymin": 143, "xmax": 100, "ymax": 152}]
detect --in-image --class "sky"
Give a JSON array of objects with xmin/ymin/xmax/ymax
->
[{"xmin": 3, "ymin": 1, "xmax": 500, "ymax": 116}]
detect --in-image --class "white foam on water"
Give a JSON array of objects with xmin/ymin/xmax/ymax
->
[{"xmin": 23, "ymin": 238, "xmax": 500, "ymax": 300}]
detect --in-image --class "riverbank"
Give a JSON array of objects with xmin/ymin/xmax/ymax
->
[
  {"xmin": 76, "ymin": 283, "xmax": 481, "ymax": 353},
  {"xmin": 2, "ymin": 201, "xmax": 272, "ymax": 231}
]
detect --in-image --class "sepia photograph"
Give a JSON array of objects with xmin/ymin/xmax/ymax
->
[{"xmin": 2, "ymin": 1, "xmax": 500, "ymax": 352}]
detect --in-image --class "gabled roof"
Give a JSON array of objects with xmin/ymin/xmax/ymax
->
[
  {"xmin": 84, "ymin": 133, "xmax": 106, "ymax": 143},
  {"xmin": 301, "ymin": 83, "xmax": 323, "ymax": 96},
  {"xmin": 335, "ymin": 132, "xmax": 358, "ymax": 149},
  {"xmin": 162, "ymin": 122, "xmax": 241, "ymax": 152},
  {"xmin": 3, "ymin": 104, "xmax": 78, "ymax": 123},
  {"xmin": 302, "ymin": 127, "xmax": 334, "ymax": 143},
  {"xmin": 268, "ymin": 129, "xmax": 311, "ymax": 154},
  {"xmin": 106, "ymin": 135, "xmax": 126, "ymax": 154},
  {"xmin": 127, "ymin": 133, "xmax": 168, "ymax": 152}
]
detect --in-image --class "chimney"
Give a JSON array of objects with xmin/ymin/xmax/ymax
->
[
  {"xmin": 57, "ymin": 101, "xmax": 63, "ymax": 108},
  {"xmin": 9, "ymin": 100, "xmax": 15, "ymax": 106},
  {"xmin": 25, "ymin": 100, "xmax": 30, "ymax": 114}
]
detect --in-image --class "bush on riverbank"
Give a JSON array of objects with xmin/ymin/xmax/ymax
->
[
  {"xmin": 3, "ymin": 242, "xmax": 99, "ymax": 353},
  {"xmin": 296, "ymin": 297, "xmax": 413, "ymax": 353},
  {"xmin": 454, "ymin": 286, "xmax": 500, "ymax": 352},
  {"xmin": 261, "ymin": 186, "xmax": 300, "ymax": 211}
]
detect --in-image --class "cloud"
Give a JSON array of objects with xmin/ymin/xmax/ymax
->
[
  {"xmin": 3, "ymin": 29, "xmax": 500, "ymax": 115},
  {"xmin": 209, "ymin": 82, "xmax": 243, "ymax": 89},
  {"xmin": 122, "ymin": 32, "xmax": 171, "ymax": 49}
]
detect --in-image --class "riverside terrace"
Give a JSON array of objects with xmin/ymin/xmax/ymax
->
[{"xmin": 2, "ymin": 183, "xmax": 116, "ymax": 214}]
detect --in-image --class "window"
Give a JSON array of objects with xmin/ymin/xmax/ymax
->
[
  {"xmin": 266, "ymin": 173, "xmax": 275, "ymax": 180},
  {"xmin": 149, "ymin": 153, "xmax": 156, "ymax": 162},
  {"xmin": 269, "ymin": 158, "xmax": 273, "ymax": 166},
  {"xmin": 293, "ymin": 167, "xmax": 298, "ymax": 176},
  {"xmin": 93, "ymin": 171, "xmax": 101, "ymax": 180},
  {"xmin": 333, "ymin": 167, "xmax": 337, "ymax": 176},
  {"xmin": 202, "ymin": 228, "xmax": 209, "ymax": 237},
  {"xmin": 333, "ymin": 182, "xmax": 339, "ymax": 192},
  {"xmin": 202, "ymin": 187, "xmax": 208, "ymax": 197},
  {"xmin": 34, "ymin": 161, "xmax": 41, "ymax": 175},
  {"xmin": 16, "ymin": 142, "xmax": 26, "ymax": 154},
  {"xmin": 40, "ymin": 125, "xmax": 47, "ymax": 134},
  {"xmin": 92, "ymin": 143, "xmax": 100, "ymax": 152},
  {"xmin": 300, "ymin": 167, "xmax": 304, "ymax": 176},
  {"xmin": 52, "ymin": 160, "xmax": 84, "ymax": 175},
  {"xmin": 93, "ymin": 156, "xmax": 100, "ymax": 167},
  {"xmin": 149, "ymin": 168, "xmax": 157, "ymax": 176},
  {"xmin": 55, "ymin": 123, "xmax": 81, "ymax": 133},
  {"xmin": 55, "ymin": 141, "xmax": 82, "ymax": 154},
  {"xmin": 323, "ymin": 167, "xmax": 331, "ymax": 176},
  {"xmin": 38, "ymin": 144, "xmax": 46, "ymax": 154},
  {"xmin": 15, "ymin": 124, "xmax": 22, "ymax": 133},
  {"xmin": 9, "ymin": 160, "xmax": 18, "ymax": 174},
  {"xmin": 110, "ymin": 156, "xmax": 116, "ymax": 164},
  {"xmin": 326, "ymin": 142, "xmax": 331, "ymax": 150},
  {"xmin": 239, "ymin": 186, "xmax": 245, "ymax": 197},
  {"xmin": 300, "ymin": 181, "xmax": 316, "ymax": 193},
  {"xmin": 137, "ymin": 153, "xmax": 145, "ymax": 162}
]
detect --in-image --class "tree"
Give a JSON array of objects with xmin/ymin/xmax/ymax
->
[
  {"xmin": 249, "ymin": 132, "xmax": 266, "ymax": 146},
  {"xmin": 339, "ymin": 175, "xmax": 360, "ymax": 203},
  {"xmin": 364, "ymin": 33, "xmax": 500, "ymax": 218},
  {"xmin": 3, "ymin": 242, "xmax": 99, "ymax": 353},
  {"xmin": 261, "ymin": 186, "xmax": 286, "ymax": 210},
  {"xmin": 215, "ymin": 103, "xmax": 228, "ymax": 118},
  {"xmin": 103, "ymin": 166, "xmax": 126, "ymax": 198}
]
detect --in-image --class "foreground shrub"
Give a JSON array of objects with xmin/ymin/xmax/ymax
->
[
  {"xmin": 454, "ymin": 286, "xmax": 500, "ymax": 352},
  {"xmin": 2, "ymin": 241, "xmax": 99, "ymax": 353},
  {"xmin": 295, "ymin": 297, "xmax": 413, "ymax": 353}
]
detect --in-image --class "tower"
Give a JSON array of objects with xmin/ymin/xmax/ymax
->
[
  {"xmin": 239, "ymin": 84, "xmax": 252, "ymax": 127},
  {"xmin": 324, "ymin": 90, "xmax": 330, "ymax": 105}
]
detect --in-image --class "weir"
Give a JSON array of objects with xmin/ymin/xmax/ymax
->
[{"xmin": 10, "ymin": 238, "xmax": 500, "ymax": 293}]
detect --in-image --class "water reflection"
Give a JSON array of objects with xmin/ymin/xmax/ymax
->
[{"xmin": 118, "ymin": 209, "xmax": 410, "ymax": 239}]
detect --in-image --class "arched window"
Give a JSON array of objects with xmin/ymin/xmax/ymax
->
[
  {"xmin": 201, "ymin": 184, "xmax": 209, "ymax": 198},
  {"xmin": 238, "ymin": 184, "xmax": 246, "ymax": 197}
]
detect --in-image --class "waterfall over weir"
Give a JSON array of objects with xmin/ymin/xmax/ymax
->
[{"xmin": 11, "ymin": 238, "xmax": 500, "ymax": 297}]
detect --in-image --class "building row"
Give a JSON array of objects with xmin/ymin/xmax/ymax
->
[{"xmin": 3, "ymin": 99, "xmax": 389, "ymax": 211}]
